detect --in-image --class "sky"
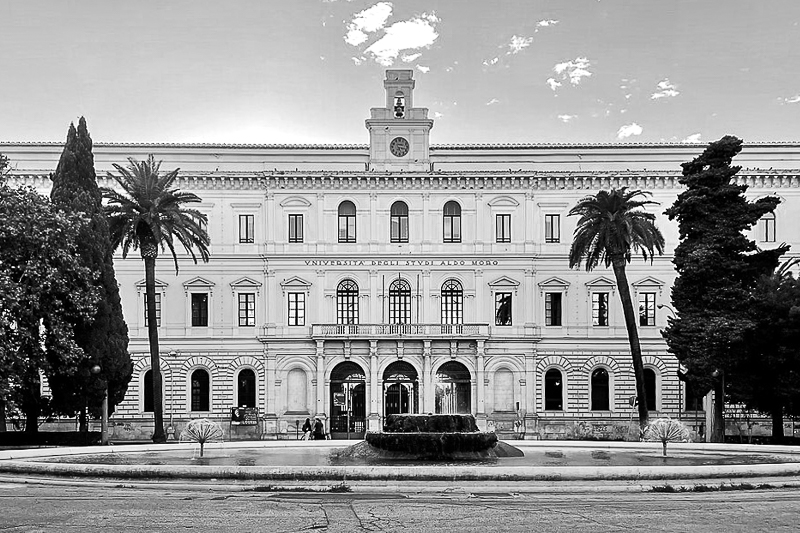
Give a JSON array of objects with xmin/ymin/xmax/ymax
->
[{"xmin": 1, "ymin": 0, "xmax": 799, "ymax": 146}]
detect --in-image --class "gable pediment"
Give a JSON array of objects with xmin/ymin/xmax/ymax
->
[
  {"xmin": 135, "ymin": 278, "xmax": 168, "ymax": 290},
  {"xmin": 585, "ymin": 276, "xmax": 615, "ymax": 288},
  {"xmin": 538, "ymin": 276, "xmax": 570, "ymax": 289},
  {"xmin": 487, "ymin": 276, "xmax": 520, "ymax": 288},
  {"xmin": 632, "ymin": 276, "xmax": 664, "ymax": 288},
  {"xmin": 230, "ymin": 276, "xmax": 262, "ymax": 289},
  {"xmin": 280, "ymin": 276, "xmax": 312, "ymax": 289},
  {"xmin": 183, "ymin": 276, "xmax": 215, "ymax": 289}
]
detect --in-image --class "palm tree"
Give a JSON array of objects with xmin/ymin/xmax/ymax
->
[
  {"xmin": 568, "ymin": 188, "xmax": 665, "ymax": 432},
  {"xmin": 103, "ymin": 155, "xmax": 209, "ymax": 443}
]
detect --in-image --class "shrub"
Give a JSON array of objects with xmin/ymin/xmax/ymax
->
[{"xmin": 383, "ymin": 414, "xmax": 478, "ymax": 433}]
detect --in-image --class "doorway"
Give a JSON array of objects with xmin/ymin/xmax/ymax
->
[{"xmin": 329, "ymin": 362, "xmax": 366, "ymax": 439}]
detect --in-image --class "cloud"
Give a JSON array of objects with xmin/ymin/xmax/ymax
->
[
  {"xmin": 537, "ymin": 19, "xmax": 559, "ymax": 27},
  {"xmin": 558, "ymin": 114, "xmax": 576, "ymax": 123},
  {"xmin": 782, "ymin": 94, "xmax": 800, "ymax": 104},
  {"xmin": 401, "ymin": 53, "xmax": 422, "ymax": 62},
  {"xmin": 552, "ymin": 57, "xmax": 592, "ymax": 87},
  {"xmin": 681, "ymin": 133, "xmax": 702, "ymax": 143},
  {"xmin": 416, "ymin": 65, "xmax": 430, "ymax": 73},
  {"xmin": 483, "ymin": 57, "xmax": 499, "ymax": 66},
  {"xmin": 351, "ymin": 56, "xmax": 365, "ymax": 65},
  {"xmin": 617, "ymin": 123, "xmax": 643, "ymax": 139},
  {"xmin": 362, "ymin": 12, "xmax": 439, "ymax": 66},
  {"xmin": 344, "ymin": 2, "xmax": 393, "ymax": 46},
  {"xmin": 507, "ymin": 35, "xmax": 533, "ymax": 55},
  {"xmin": 651, "ymin": 78, "xmax": 680, "ymax": 99},
  {"xmin": 546, "ymin": 78, "xmax": 562, "ymax": 91},
  {"xmin": 486, "ymin": 98, "xmax": 500, "ymax": 106},
  {"xmin": 433, "ymin": 111, "xmax": 444, "ymax": 118}
]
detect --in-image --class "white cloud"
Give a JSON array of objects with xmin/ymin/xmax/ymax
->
[
  {"xmin": 416, "ymin": 65, "xmax": 430, "ymax": 73},
  {"xmin": 486, "ymin": 98, "xmax": 500, "ymax": 106},
  {"xmin": 483, "ymin": 57, "xmax": 499, "ymax": 66},
  {"xmin": 552, "ymin": 57, "xmax": 592, "ymax": 87},
  {"xmin": 351, "ymin": 56, "xmax": 365, "ymax": 65},
  {"xmin": 617, "ymin": 123, "xmax": 643, "ymax": 139},
  {"xmin": 344, "ymin": 2, "xmax": 392, "ymax": 46},
  {"xmin": 537, "ymin": 19, "xmax": 559, "ymax": 27},
  {"xmin": 651, "ymin": 78, "xmax": 680, "ymax": 99},
  {"xmin": 783, "ymin": 94, "xmax": 800, "ymax": 104},
  {"xmin": 362, "ymin": 12, "xmax": 439, "ymax": 66},
  {"xmin": 558, "ymin": 114, "xmax": 576, "ymax": 123},
  {"xmin": 546, "ymin": 78, "xmax": 562, "ymax": 91},
  {"xmin": 507, "ymin": 35, "xmax": 533, "ymax": 55},
  {"xmin": 401, "ymin": 53, "xmax": 422, "ymax": 62},
  {"xmin": 434, "ymin": 111, "xmax": 444, "ymax": 118},
  {"xmin": 681, "ymin": 133, "xmax": 702, "ymax": 143}
]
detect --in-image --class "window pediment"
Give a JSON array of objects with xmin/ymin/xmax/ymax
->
[
  {"xmin": 279, "ymin": 196, "xmax": 312, "ymax": 208},
  {"xmin": 183, "ymin": 277, "xmax": 215, "ymax": 289},
  {"xmin": 488, "ymin": 276, "xmax": 520, "ymax": 289},
  {"xmin": 632, "ymin": 276, "xmax": 664, "ymax": 288},
  {"xmin": 135, "ymin": 279, "xmax": 168, "ymax": 294},
  {"xmin": 487, "ymin": 196, "xmax": 519, "ymax": 208},
  {"xmin": 538, "ymin": 276, "xmax": 570, "ymax": 290},
  {"xmin": 230, "ymin": 277, "xmax": 262, "ymax": 290},
  {"xmin": 585, "ymin": 276, "xmax": 615, "ymax": 289}
]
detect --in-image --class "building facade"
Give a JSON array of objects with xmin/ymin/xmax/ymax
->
[{"xmin": 3, "ymin": 70, "xmax": 800, "ymax": 440}]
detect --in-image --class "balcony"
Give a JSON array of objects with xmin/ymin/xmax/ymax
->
[{"xmin": 311, "ymin": 323, "xmax": 490, "ymax": 340}]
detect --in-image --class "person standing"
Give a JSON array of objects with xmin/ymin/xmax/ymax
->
[
  {"xmin": 301, "ymin": 418, "xmax": 312, "ymax": 440},
  {"xmin": 313, "ymin": 418, "xmax": 325, "ymax": 440}
]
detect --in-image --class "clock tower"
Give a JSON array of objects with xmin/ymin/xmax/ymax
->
[{"xmin": 366, "ymin": 69, "xmax": 434, "ymax": 172}]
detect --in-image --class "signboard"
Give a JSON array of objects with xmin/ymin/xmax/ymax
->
[
  {"xmin": 231, "ymin": 407, "xmax": 259, "ymax": 426},
  {"xmin": 333, "ymin": 392, "xmax": 346, "ymax": 407}
]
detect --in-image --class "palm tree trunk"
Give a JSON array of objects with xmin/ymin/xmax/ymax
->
[
  {"xmin": 144, "ymin": 256, "xmax": 166, "ymax": 443},
  {"xmin": 610, "ymin": 257, "xmax": 649, "ymax": 432}
]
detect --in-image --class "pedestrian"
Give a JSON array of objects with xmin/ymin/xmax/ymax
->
[
  {"xmin": 313, "ymin": 417, "xmax": 325, "ymax": 440},
  {"xmin": 301, "ymin": 418, "xmax": 312, "ymax": 440}
]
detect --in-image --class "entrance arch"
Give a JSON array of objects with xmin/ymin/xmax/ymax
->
[
  {"xmin": 383, "ymin": 361, "xmax": 418, "ymax": 416},
  {"xmin": 435, "ymin": 361, "xmax": 472, "ymax": 414},
  {"xmin": 329, "ymin": 362, "xmax": 366, "ymax": 439}
]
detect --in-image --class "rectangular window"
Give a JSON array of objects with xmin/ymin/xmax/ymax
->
[
  {"xmin": 144, "ymin": 293, "xmax": 161, "ymax": 327},
  {"xmin": 191, "ymin": 293, "xmax": 208, "ymax": 327},
  {"xmin": 545, "ymin": 292, "xmax": 562, "ymax": 326},
  {"xmin": 592, "ymin": 292, "xmax": 609, "ymax": 327},
  {"xmin": 639, "ymin": 292, "xmax": 656, "ymax": 326},
  {"xmin": 238, "ymin": 214, "xmax": 254, "ymax": 244},
  {"xmin": 760, "ymin": 214, "xmax": 776, "ymax": 242},
  {"xmin": 288, "ymin": 214, "xmax": 303, "ymax": 243},
  {"xmin": 390, "ymin": 216, "xmax": 409, "ymax": 242},
  {"xmin": 238, "ymin": 293, "xmax": 255, "ymax": 327},
  {"xmin": 288, "ymin": 292, "xmax": 305, "ymax": 326},
  {"xmin": 339, "ymin": 214, "xmax": 356, "ymax": 243},
  {"xmin": 443, "ymin": 215, "xmax": 461, "ymax": 243},
  {"xmin": 545, "ymin": 214, "xmax": 560, "ymax": 243},
  {"xmin": 496, "ymin": 214, "xmax": 511, "ymax": 243},
  {"xmin": 494, "ymin": 292, "xmax": 512, "ymax": 326}
]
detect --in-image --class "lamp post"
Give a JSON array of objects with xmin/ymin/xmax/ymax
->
[{"xmin": 90, "ymin": 365, "xmax": 108, "ymax": 445}]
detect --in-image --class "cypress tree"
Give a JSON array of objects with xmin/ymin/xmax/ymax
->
[
  {"xmin": 49, "ymin": 117, "xmax": 132, "ymax": 428},
  {"xmin": 664, "ymin": 135, "xmax": 788, "ymax": 442}
]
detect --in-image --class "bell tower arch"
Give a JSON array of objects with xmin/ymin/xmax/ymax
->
[{"xmin": 365, "ymin": 70, "xmax": 434, "ymax": 172}]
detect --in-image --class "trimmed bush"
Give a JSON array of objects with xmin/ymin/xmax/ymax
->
[
  {"xmin": 383, "ymin": 414, "xmax": 479, "ymax": 433},
  {"xmin": 0, "ymin": 432, "xmax": 101, "ymax": 447},
  {"xmin": 366, "ymin": 431, "xmax": 497, "ymax": 459}
]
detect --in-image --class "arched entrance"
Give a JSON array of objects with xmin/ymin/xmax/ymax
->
[
  {"xmin": 329, "ymin": 362, "xmax": 366, "ymax": 439},
  {"xmin": 435, "ymin": 361, "xmax": 472, "ymax": 414},
  {"xmin": 383, "ymin": 361, "xmax": 418, "ymax": 417}
]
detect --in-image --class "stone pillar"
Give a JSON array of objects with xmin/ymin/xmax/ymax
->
[
  {"xmin": 422, "ymin": 339, "xmax": 432, "ymax": 413},
  {"xmin": 369, "ymin": 192, "xmax": 378, "ymax": 253},
  {"xmin": 475, "ymin": 269, "xmax": 484, "ymax": 324},
  {"xmin": 368, "ymin": 339, "xmax": 381, "ymax": 431},
  {"xmin": 524, "ymin": 268, "xmax": 536, "ymax": 336},
  {"xmin": 524, "ymin": 348, "xmax": 538, "ymax": 439},
  {"xmin": 475, "ymin": 339, "xmax": 487, "ymax": 430},
  {"xmin": 316, "ymin": 192, "xmax": 325, "ymax": 253},
  {"xmin": 422, "ymin": 191, "xmax": 431, "ymax": 246},
  {"xmin": 422, "ymin": 269, "xmax": 431, "ymax": 324},
  {"xmin": 262, "ymin": 344, "xmax": 279, "ymax": 438},
  {"xmin": 315, "ymin": 340, "xmax": 326, "ymax": 419}
]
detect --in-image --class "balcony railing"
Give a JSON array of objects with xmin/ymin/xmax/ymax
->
[{"xmin": 311, "ymin": 323, "xmax": 490, "ymax": 339}]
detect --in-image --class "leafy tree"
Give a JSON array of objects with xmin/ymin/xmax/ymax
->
[
  {"xmin": 49, "ymin": 117, "xmax": 132, "ymax": 429},
  {"xmin": 663, "ymin": 135, "xmax": 788, "ymax": 442},
  {"xmin": 569, "ymin": 188, "xmax": 665, "ymax": 431},
  {"xmin": 731, "ymin": 259, "xmax": 800, "ymax": 440},
  {"xmin": 103, "ymin": 156, "xmax": 209, "ymax": 443},
  {"xmin": 1, "ymin": 182, "xmax": 98, "ymax": 432}
]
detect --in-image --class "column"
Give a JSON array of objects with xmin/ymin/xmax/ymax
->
[
  {"xmin": 315, "ymin": 340, "xmax": 326, "ymax": 418},
  {"xmin": 368, "ymin": 340, "xmax": 380, "ymax": 431},
  {"xmin": 524, "ymin": 348, "xmax": 537, "ymax": 439},
  {"xmin": 422, "ymin": 339, "xmax": 432, "ymax": 413},
  {"xmin": 476, "ymin": 340, "xmax": 487, "ymax": 430},
  {"xmin": 422, "ymin": 191, "xmax": 431, "ymax": 246},
  {"xmin": 475, "ymin": 192, "xmax": 484, "ymax": 249},
  {"xmin": 475, "ymin": 269, "xmax": 484, "ymax": 324},
  {"xmin": 264, "ymin": 269, "xmax": 276, "ymax": 336},
  {"xmin": 524, "ymin": 268, "xmax": 536, "ymax": 336},
  {"xmin": 316, "ymin": 192, "xmax": 325, "ymax": 253},
  {"xmin": 369, "ymin": 191, "xmax": 378, "ymax": 252},
  {"xmin": 422, "ymin": 269, "xmax": 431, "ymax": 324},
  {"xmin": 315, "ymin": 269, "xmax": 326, "ymax": 324},
  {"xmin": 524, "ymin": 191, "xmax": 535, "ymax": 251},
  {"xmin": 263, "ymin": 344, "xmax": 279, "ymax": 436},
  {"xmin": 369, "ymin": 270, "xmax": 379, "ymax": 324},
  {"xmin": 265, "ymin": 191, "xmax": 275, "ymax": 253}
]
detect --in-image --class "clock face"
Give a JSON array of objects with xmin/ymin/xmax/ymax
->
[{"xmin": 389, "ymin": 137, "xmax": 410, "ymax": 157}]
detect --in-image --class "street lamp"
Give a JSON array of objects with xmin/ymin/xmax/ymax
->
[{"xmin": 90, "ymin": 365, "xmax": 108, "ymax": 445}]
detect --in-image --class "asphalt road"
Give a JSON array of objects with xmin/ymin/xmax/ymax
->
[{"xmin": 0, "ymin": 481, "xmax": 798, "ymax": 532}]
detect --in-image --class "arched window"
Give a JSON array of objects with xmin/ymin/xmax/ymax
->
[
  {"xmin": 591, "ymin": 368, "xmax": 610, "ymax": 411},
  {"xmin": 143, "ymin": 369, "xmax": 154, "ymax": 412},
  {"xmin": 441, "ymin": 279, "xmax": 463, "ymax": 325},
  {"xmin": 494, "ymin": 368, "xmax": 515, "ymax": 412},
  {"xmin": 338, "ymin": 201, "xmax": 356, "ymax": 243},
  {"xmin": 435, "ymin": 362, "xmax": 471, "ymax": 414},
  {"xmin": 190, "ymin": 369, "xmax": 210, "ymax": 412},
  {"xmin": 393, "ymin": 91, "xmax": 405, "ymax": 118},
  {"xmin": 237, "ymin": 369, "xmax": 256, "ymax": 408},
  {"xmin": 287, "ymin": 368, "xmax": 308, "ymax": 412},
  {"xmin": 544, "ymin": 369, "xmax": 563, "ymax": 411},
  {"xmin": 389, "ymin": 278, "xmax": 411, "ymax": 324},
  {"xmin": 644, "ymin": 368, "xmax": 657, "ymax": 411},
  {"xmin": 337, "ymin": 279, "xmax": 359, "ymax": 325},
  {"xmin": 443, "ymin": 201, "xmax": 461, "ymax": 243},
  {"xmin": 390, "ymin": 201, "xmax": 409, "ymax": 243}
]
